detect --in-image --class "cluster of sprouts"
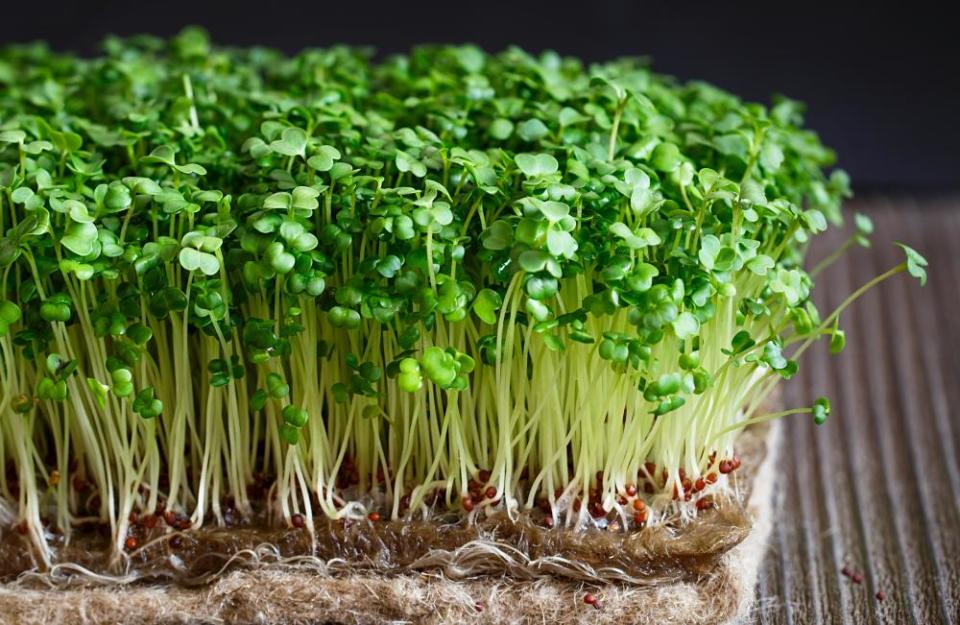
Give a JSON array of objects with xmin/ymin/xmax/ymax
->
[{"xmin": 0, "ymin": 29, "xmax": 926, "ymax": 564}]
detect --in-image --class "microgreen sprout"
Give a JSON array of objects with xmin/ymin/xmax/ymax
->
[{"xmin": 0, "ymin": 29, "xmax": 926, "ymax": 563}]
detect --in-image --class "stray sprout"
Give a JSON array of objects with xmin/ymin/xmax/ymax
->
[{"xmin": 0, "ymin": 29, "xmax": 927, "ymax": 564}]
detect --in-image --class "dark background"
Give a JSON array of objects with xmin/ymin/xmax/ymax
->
[{"xmin": 2, "ymin": 0, "xmax": 957, "ymax": 193}]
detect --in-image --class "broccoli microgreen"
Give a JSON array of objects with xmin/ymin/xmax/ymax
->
[{"xmin": 0, "ymin": 29, "xmax": 926, "ymax": 561}]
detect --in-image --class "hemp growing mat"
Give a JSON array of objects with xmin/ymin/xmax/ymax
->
[{"xmin": 0, "ymin": 422, "xmax": 780, "ymax": 625}]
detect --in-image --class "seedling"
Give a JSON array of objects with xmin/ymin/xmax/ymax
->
[{"xmin": 0, "ymin": 29, "xmax": 926, "ymax": 564}]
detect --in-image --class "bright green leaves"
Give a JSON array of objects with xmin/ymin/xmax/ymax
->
[
  {"xmin": 397, "ymin": 357, "xmax": 423, "ymax": 392},
  {"xmin": 896, "ymin": 243, "xmax": 928, "ymax": 286},
  {"xmin": 812, "ymin": 396, "xmax": 831, "ymax": 425},
  {"xmin": 396, "ymin": 150, "xmax": 427, "ymax": 178},
  {"xmin": 650, "ymin": 142, "xmax": 681, "ymax": 172},
  {"xmin": 179, "ymin": 231, "xmax": 222, "ymax": 276},
  {"xmin": 517, "ymin": 197, "xmax": 578, "ymax": 260},
  {"xmin": 516, "ymin": 118, "xmax": 549, "ymax": 142},
  {"xmin": 0, "ymin": 300, "xmax": 22, "ymax": 336},
  {"xmin": 208, "ymin": 356, "xmax": 244, "ymax": 387},
  {"xmin": 133, "ymin": 387, "xmax": 163, "ymax": 419},
  {"xmin": 472, "ymin": 288, "xmax": 502, "ymax": 324},
  {"xmin": 421, "ymin": 347, "xmax": 456, "ymax": 386},
  {"xmin": 263, "ymin": 186, "xmax": 321, "ymax": 212},
  {"xmin": 671, "ymin": 311, "xmax": 700, "ymax": 340},
  {"xmin": 142, "ymin": 145, "xmax": 207, "ymax": 176},
  {"xmin": 481, "ymin": 221, "xmax": 513, "ymax": 251},
  {"xmin": 328, "ymin": 305, "xmax": 361, "ymax": 329},
  {"xmin": 307, "ymin": 145, "xmax": 341, "ymax": 172},
  {"xmin": 40, "ymin": 293, "xmax": 72, "ymax": 323},
  {"xmin": 698, "ymin": 235, "xmax": 737, "ymax": 273},
  {"xmin": 418, "ymin": 346, "xmax": 474, "ymax": 391},
  {"xmin": 609, "ymin": 222, "xmax": 660, "ymax": 249},
  {"xmin": 270, "ymin": 127, "xmax": 308, "ymax": 158},
  {"xmin": 60, "ymin": 221, "xmax": 98, "ymax": 256},
  {"xmin": 769, "ymin": 268, "xmax": 809, "ymax": 306},
  {"xmin": 0, "ymin": 129, "xmax": 27, "ymax": 145},
  {"xmin": 515, "ymin": 153, "xmax": 559, "ymax": 178},
  {"xmin": 759, "ymin": 340, "xmax": 797, "ymax": 378},
  {"xmin": 264, "ymin": 242, "xmax": 295, "ymax": 274},
  {"xmin": 111, "ymin": 367, "xmax": 134, "ymax": 397},
  {"xmin": 282, "ymin": 405, "xmax": 308, "ymax": 427}
]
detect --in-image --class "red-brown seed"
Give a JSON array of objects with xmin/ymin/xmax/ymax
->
[
  {"xmin": 478, "ymin": 469, "xmax": 491, "ymax": 482},
  {"xmin": 644, "ymin": 462, "xmax": 656, "ymax": 476},
  {"xmin": 852, "ymin": 573, "xmax": 863, "ymax": 584},
  {"xmin": 175, "ymin": 519, "xmax": 191, "ymax": 531},
  {"xmin": 719, "ymin": 460, "xmax": 733, "ymax": 474},
  {"xmin": 583, "ymin": 593, "xmax": 596, "ymax": 605},
  {"xmin": 474, "ymin": 602, "xmax": 484, "ymax": 613},
  {"xmin": 684, "ymin": 491, "xmax": 692, "ymax": 501},
  {"xmin": 696, "ymin": 498, "xmax": 713, "ymax": 511},
  {"xmin": 625, "ymin": 484, "xmax": 637, "ymax": 497},
  {"xmin": 694, "ymin": 477, "xmax": 706, "ymax": 492},
  {"xmin": 142, "ymin": 514, "xmax": 159, "ymax": 529},
  {"xmin": 164, "ymin": 510, "xmax": 176, "ymax": 526},
  {"xmin": 634, "ymin": 511, "xmax": 647, "ymax": 523},
  {"xmin": 644, "ymin": 482, "xmax": 655, "ymax": 494},
  {"xmin": 543, "ymin": 516, "xmax": 554, "ymax": 528},
  {"xmin": 15, "ymin": 521, "xmax": 28, "ymax": 535},
  {"xmin": 128, "ymin": 511, "xmax": 140, "ymax": 525},
  {"xmin": 484, "ymin": 486, "xmax": 497, "ymax": 500},
  {"xmin": 632, "ymin": 499, "xmax": 646, "ymax": 512},
  {"xmin": 682, "ymin": 478, "xmax": 692, "ymax": 492},
  {"xmin": 368, "ymin": 512, "xmax": 381, "ymax": 522},
  {"xmin": 875, "ymin": 591, "xmax": 885, "ymax": 601},
  {"xmin": 706, "ymin": 472, "xmax": 718, "ymax": 484},
  {"xmin": 291, "ymin": 513, "xmax": 305, "ymax": 528},
  {"xmin": 124, "ymin": 536, "xmax": 138, "ymax": 550},
  {"xmin": 841, "ymin": 566, "xmax": 852, "ymax": 577},
  {"xmin": 462, "ymin": 497, "xmax": 475, "ymax": 512}
]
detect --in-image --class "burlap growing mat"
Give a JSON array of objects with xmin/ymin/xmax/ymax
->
[{"xmin": 0, "ymin": 422, "xmax": 780, "ymax": 625}]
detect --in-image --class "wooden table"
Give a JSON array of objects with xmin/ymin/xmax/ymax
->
[{"xmin": 752, "ymin": 198, "xmax": 960, "ymax": 624}]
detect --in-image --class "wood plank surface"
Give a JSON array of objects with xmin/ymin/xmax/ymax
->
[{"xmin": 752, "ymin": 198, "xmax": 960, "ymax": 624}]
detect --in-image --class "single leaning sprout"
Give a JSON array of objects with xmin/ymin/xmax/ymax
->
[{"xmin": 0, "ymin": 29, "xmax": 927, "ymax": 565}]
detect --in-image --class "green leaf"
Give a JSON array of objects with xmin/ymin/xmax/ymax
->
[
  {"xmin": 515, "ymin": 153, "xmax": 559, "ymax": 177},
  {"xmin": 516, "ymin": 118, "xmax": 549, "ymax": 142},
  {"xmin": 307, "ymin": 145, "xmax": 341, "ymax": 172},
  {"xmin": 650, "ymin": 142, "xmax": 681, "ymax": 172},
  {"xmin": 895, "ymin": 243, "xmax": 928, "ymax": 286},
  {"xmin": 271, "ymin": 127, "xmax": 308, "ymax": 158},
  {"xmin": 672, "ymin": 312, "xmax": 700, "ymax": 339},
  {"xmin": 489, "ymin": 118, "xmax": 514, "ymax": 140},
  {"xmin": 812, "ymin": 396, "xmax": 831, "ymax": 425},
  {"xmin": 61, "ymin": 221, "xmax": 98, "ymax": 256},
  {"xmin": 179, "ymin": 247, "xmax": 220, "ymax": 276},
  {"xmin": 395, "ymin": 150, "xmax": 426, "ymax": 178},
  {"xmin": 472, "ymin": 288, "xmax": 502, "ymax": 324},
  {"xmin": 481, "ymin": 221, "xmax": 513, "ymax": 251}
]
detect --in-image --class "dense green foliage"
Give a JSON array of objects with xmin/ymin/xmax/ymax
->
[{"xmin": 0, "ymin": 29, "xmax": 925, "ymax": 562}]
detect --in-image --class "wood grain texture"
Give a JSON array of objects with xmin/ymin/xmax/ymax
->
[{"xmin": 751, "ymin": 199, "xmax": 960, "ymax": 625}]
